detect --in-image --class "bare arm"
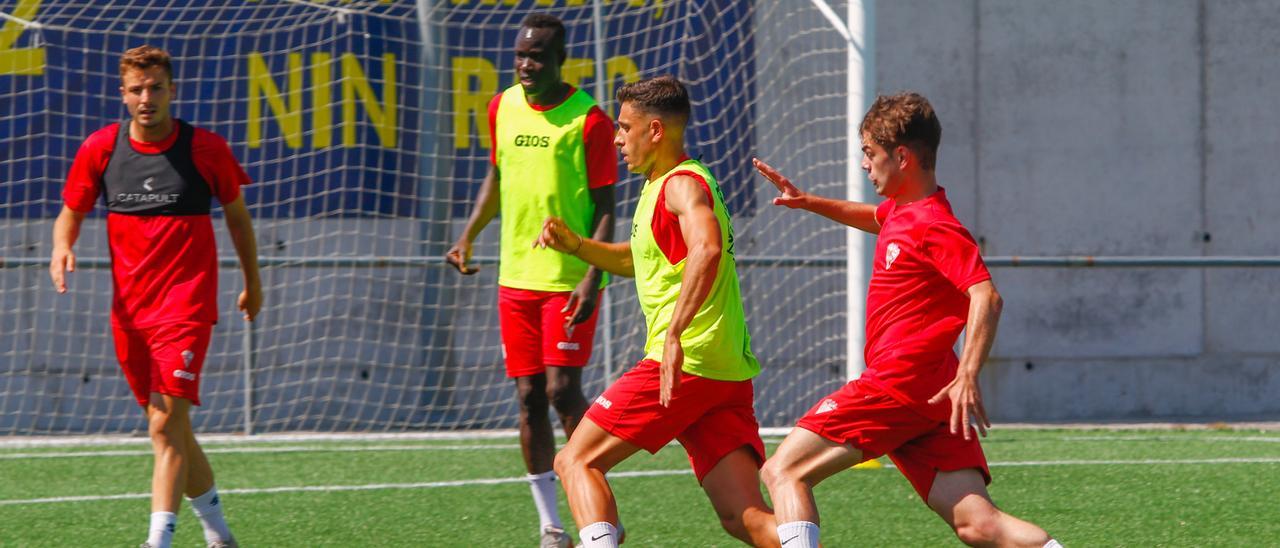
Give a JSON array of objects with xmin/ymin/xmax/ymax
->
[
  {"xmin": 753, "ymin": 157, "xmax": 880, "ymax": 234},
  {"xmin": 222, "ymin": 196, "xmax": 263, "ymax": 322},
  {"xmin": 50, "ymin": 205, "xmax": 88, "ymax": 293},
  {"xmin": 446, "ymin": 166, "xmax": 500, "ymax": 275},
  {"xmin": 657, "ymin": 175, "xmax": 724, "ymax": 406},
  {"xmin": 535, "ymin": 217, "xmax": 633, "ymax": 278},
  {"xmin": 928, "ymin": 279, "xmax": 1002, "ymax": 440},
  {"xmin": 563, "ymin": 185, "xmax": 617, "ymax": 327}
]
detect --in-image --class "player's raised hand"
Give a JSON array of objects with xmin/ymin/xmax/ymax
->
[
  {"xmin": 928, "ymin": 373, "xmax": 991, "ymax": 441},
  {"xmin": 445, "ymin": 238, "xmax": 479, "ymax": 275},
  {"xmin": 659, "ymin": 334, "xmax": 684, "ymax": 407},
  {"xmin": 534, "ymin": 216, "xmax": 583, "ymax": 255},
  {"xmin": 753, "ymin": 157, "xmax": 807, "ymax": 209},
  {"xmin": 49, "ymin": 247, "xmax": 76, "ymax": 294}
]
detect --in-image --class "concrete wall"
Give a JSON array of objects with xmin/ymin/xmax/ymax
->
[{"xmin": 876, "ymin": 0, "xmax": 1280, "ymax": 421}]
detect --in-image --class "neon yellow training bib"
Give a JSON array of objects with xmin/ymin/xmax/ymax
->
[
  {"xmin": 630, "ymin": 159, "xmax": 759, "ymax": 381},
  {"xmin": 495, "ymin": 84, "xmax": 605, "ymax": 291}
]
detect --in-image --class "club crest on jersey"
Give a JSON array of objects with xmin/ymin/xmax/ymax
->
[
  {"xmin": 181, "ymin": 350, "xmax": 195, "ymax": 368},
  {"xmin": 815, "ymin": 398, "xmax": 837, "ymax": 415},
  {"xmin": 885, "ymin": 242, "xmax": 901, "ymax": 270}
]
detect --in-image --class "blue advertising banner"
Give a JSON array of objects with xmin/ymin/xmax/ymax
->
[
  {"xmin": 0, "ymin": 0, "xmax": 421, "ymax": 219},
  {"xmin": 0, "ymin": 0, "xmax": 754, "ymax": 220},
  {"xmin": 445, "ymin": 0, "xmax": 756, "ymax": 217}
]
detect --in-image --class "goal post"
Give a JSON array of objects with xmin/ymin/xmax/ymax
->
[{"xmin": 0, "ymin": 0, "xmax": 856, "ymax": 435}]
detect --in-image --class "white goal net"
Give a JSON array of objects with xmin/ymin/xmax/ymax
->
[{"xmin": 0, "ymin": 0, "xmax": 854, "ymax": 435}]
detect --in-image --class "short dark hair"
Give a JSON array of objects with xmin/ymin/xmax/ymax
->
[
  {"xmin": 119, "ymin": 45, "xmax": 173, "ymax": 81},
  {"xmin": 615, "ymin": 75, "xmax": 691, "ymax": 125},
  {"xmin": 859, "ymin": 92, "xmax": 941, "ymax": 170},
  {"xmin": 520, "ymin": 13, "xmax": 566, "ymax": 55}
]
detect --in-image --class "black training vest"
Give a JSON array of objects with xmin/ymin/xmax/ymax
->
[{"xmin": 101, "ymin": 120, "xmax": 213, "ymax": 215}]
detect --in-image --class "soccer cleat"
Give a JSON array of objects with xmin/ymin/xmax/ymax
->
[
  {"xmin": 139, "ymin": 544, "xmax": 153, "ymax": 548},
  {"xmin": 540, "ymin": 525, "xmax": 574, "ymax": 548},
  {"xmin": 207, "ymin": 538, "xmax": 239, "ymax": 548}
]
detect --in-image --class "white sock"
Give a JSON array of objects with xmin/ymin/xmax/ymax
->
[
  {"xmin": 146, "ymin": 512, "xmax": 176, "ymax": 548},
  {"xmin": 1045, "ymin": 540, "xmax": 1064, "ymax": 548},
  {"xmin": 527, "ymin": 471, "xmax": 563, "ymax": 531},
  {"xmin": 777, "ymin": 521, "xmax": 820, "ymax": 547},
  {"xmin": 579, "ymin": 521, "xmax": 619, "ymax": 548},
  {"xmin": 188, "ymin": 486, "xmax": 233, "ymax": 544}
]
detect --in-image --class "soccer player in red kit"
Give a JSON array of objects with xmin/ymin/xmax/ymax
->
[
  {"xmin": 50, "ymin": 45, "xmax": 260, "ymax": 548},
  {"xmin": 753, "ymin": 93, "xmax": 1062, "ymax": 548}
]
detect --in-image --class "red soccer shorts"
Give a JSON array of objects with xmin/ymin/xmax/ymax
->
[
  {"xmin": 112, "ymin": 321, "xmax": 213, "ymax": 407},
  {"xmin": 796, "ymin": 379, "xmax": 991, "ymax": 500},
  {"xmin": 586, "ymin": 359, "xmax": 766, "ymax": 483},
  {"xmin": 498, "ymin": 286, "xmax": 600, "ymax": 378}
]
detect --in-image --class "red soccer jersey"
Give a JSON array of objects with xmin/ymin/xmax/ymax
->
[
  {"xmin": 63, "ymin": 122, "xmax": 249, "ymax": 328},
  {"xmin": 487, "ymin": 85, "xmax": 617, "ymax": 189},
  {"xmin": 860, "ymin": 188, "xmax": 991, "ymax": 421}
]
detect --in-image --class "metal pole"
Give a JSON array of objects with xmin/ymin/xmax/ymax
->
[
  {"xmin": 10, "ymin": 255, "xmax": 1280, "ymax": 269},
  {"xmin": 591, "ymin": 0, "xmax": 608, "ymax": 107},
  {"xmin": 591, "ymin": 0, "xmax": 615, "ymax": 382},
  {"xmin": 602, "ymin": 292, "xmax": 614, "ymax": 382},
  {"xmin": 242, "ymin": 319, "xmax": 255, "ymax": 436},
  {"xmin": 845, "ymin": 0, "xmax": 874, "ymax": 382}
]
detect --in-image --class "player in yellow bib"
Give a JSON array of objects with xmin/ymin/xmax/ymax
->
[
  {"xmin": 444, "ymin": 14, "xmax": 616, "ymax": 548},
  {"xmin": 536, "ymin": 76, "xmax": 777, "ymax": 548}
]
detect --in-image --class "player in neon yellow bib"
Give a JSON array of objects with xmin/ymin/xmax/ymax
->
[
  {"xmin": 444, "ymin": 14, "xmax": 616, "ymax": 548},
  {"xmin": 536, "ymin": 76, "xmax": 776, "ymax": 548}
]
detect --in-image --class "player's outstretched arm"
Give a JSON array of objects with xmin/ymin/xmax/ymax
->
[
  {"xmin": 928, "ymin": 279, "xmax": 1001, "ymax": 440},
  {"xmin": 753, "ymin": 157, "xmax": 881, "ymax": 234},
  {"xmin": 50, "ymin": 205, "xmax": 87, "ymax": 294},
  {"xmin": 446, "ymin": 167, "xmax": 500, "ymax": 275},
  {"xmin": 534, "ymin": 216, "xmax": 633, "ymax": 278},
  {"xmin": 223, "ymin": 196, "xmax": 263, "ymax": 322}
]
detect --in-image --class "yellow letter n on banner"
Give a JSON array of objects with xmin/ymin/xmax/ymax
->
[{"xmin": 0, "ymin": 0, "xmax": 45, "ymax": 76}]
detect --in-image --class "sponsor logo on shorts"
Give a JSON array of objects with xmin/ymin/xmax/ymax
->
[
  {"xmin": 885, "ymin": 242, "xmax": 901, "ymax": 270},
  {"xmin": 815, "ymin": 398, "xmax": 837, "ymax": 415},
  {"xmin": 143, "ymin": 177, "xmax": 155, "ymax": 191},
  {"xmin": 556, "ymin": 341, "xmax": 581, "ymax": 351},
  {"xmin": 174, "ymin": 370, "xmax": 196, "ymax": 381},
  {"xmin": 594, "ymin": 395, "xmax": 612, "ymax": 409}
]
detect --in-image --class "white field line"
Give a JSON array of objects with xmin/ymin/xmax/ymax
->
[
  {"xmin": 0, "ymin": 469, "xmax": 695, "ymax": 506},
  {"xmin": 5, "ymin": 424, "xmax": 1278, "ymax": 449},
  {"xmin": 7, "ymin": 432, "xmax": 1280, "ymax": 460},
  {"xmin": 2, "ymin": 457, "xmax": 1279, "ymax": 507},
  {"xmin": 0, "ymin": 431, "xmax": 529, "ymax": 448},
  {"xmin": 1059, "ymin": 435, "xmax": 1280, "ymax": 443},
  {"xmin": 987, "ymin": 457, "xmax": 1280, "ymax": 466},
  {"xmin": 0, "ymin": 444, "xmax": 522, "ymax": 460},
  {"xmin": 0, "ymin": 430, "xmax": 795, "ymax": 449}
]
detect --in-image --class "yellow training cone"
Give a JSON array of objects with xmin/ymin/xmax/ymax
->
[{"xmin": 852, "ymin": 458, "xmax": 883, "ymax": 470}]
